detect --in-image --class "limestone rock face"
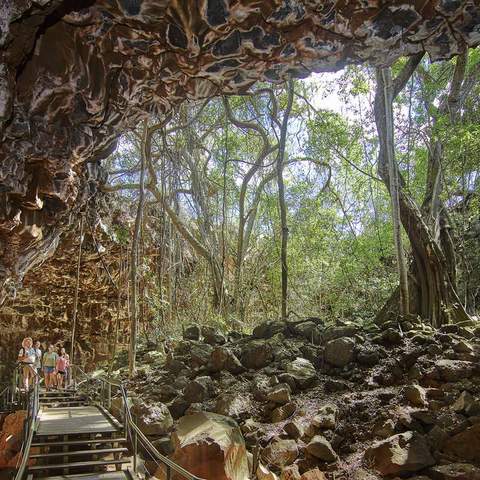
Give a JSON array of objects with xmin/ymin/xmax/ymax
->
[
  {"xmin": 1, "ymin": 0, "xmax": 479, "ymax": 299},
  {"xmin": 364, "ymin": 431, "xmax": 435, "ymax": 476},
  {"xmin": 162, "ymin": 411, "xmax": 249, "ymax": 480}
]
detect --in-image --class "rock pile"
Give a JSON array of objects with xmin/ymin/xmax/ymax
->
[{"xmin": 115, "ymin": 316, "xmax": 480, "ymax": 479}]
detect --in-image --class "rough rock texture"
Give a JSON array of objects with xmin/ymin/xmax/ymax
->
[
  {"xmin": 1, "ymin": 0, "xmax": 480, "ymax": 298},
  {"xmin": 0, "ymin": 411, "xmax": 26, "ymax": 469},
  {"xmin": 159, "ymin": 411, "xmax": 249, "ymax": 480},
  {"xmin": 364, "ymin": 431, "xmax": 435, "ymax": 476},
  {"xmin": 121, "ymin": 316, "xmax": 480, "ymax": 479}
]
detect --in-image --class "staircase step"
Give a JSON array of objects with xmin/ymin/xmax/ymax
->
[
  {"xmin": 30, "ymin": 447, "xmax": 128, "ymax": 459},
  {"xmin": 28, "ymin": 459, "xmax": 130, "ymax": 471},
  {"xmin": 30, "ymin": 470, "xmax": 134, "ymax": 480},
  {"xmin": 33, "ymin": 438, "xmax": 127, "ymax": 448}
]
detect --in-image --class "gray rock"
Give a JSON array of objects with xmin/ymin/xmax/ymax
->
[
  {"xmin": 267, "ymin": 383, "xmax": 291, "ymax": 405},
  {"xmin": 253, "ymin": 321, "xmax": 286, "ymax": 339},
  {"xmin": 428, "ymin": 463, "xmax": 480, "ymax": 480},
  {"xmin": 272, "ymin": 402, "xmax": 296, "ymax": 423},
  {"xmin": 312, "ymin": 403, "xmax": 337, "ymax": 430},
  {"xmin": 324, "ymin": 337, "xmax": 355, "ymax": 367},
  {"xmin": 286, "ymin": 357, "xmax": 316, "ymax": 389},
  {"xmin": 183, "ymin": 324, "xmax": 200, "ymax": 340}
]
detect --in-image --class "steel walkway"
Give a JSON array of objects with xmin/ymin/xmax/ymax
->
[{"xmin": 26, "ymin": 390, "xmax": 132, "ymax": 480}]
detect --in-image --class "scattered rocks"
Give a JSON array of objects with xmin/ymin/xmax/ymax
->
[
  {"xmin": 284, "ymin": 420, "xmax": 304, "ymax": 439},
  {"xmin": 364, "ymin": 431, "xmax": 435, "ymax": 476},
  {"xmin": 183, "ymin": 324, "xmax": 200, "ymax": 341},
  {"xmin": 209, "ymin": 346, "xmax": 244, "ymax": 374},
  {"xmin": 435, "ymin": 360, "xmax": 474, "ymax": 382},
  {"xmin": 183, "ymin": 376, "xmax": 214, "ymax": 404}
]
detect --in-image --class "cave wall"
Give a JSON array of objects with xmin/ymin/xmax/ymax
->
[
  {"xmin": 0, "ymin": 225, "xmax": 126, "ymax": 380},
  {"xmin": 1, "ymin": 0, "xmax": 479, "ymax": 301}
]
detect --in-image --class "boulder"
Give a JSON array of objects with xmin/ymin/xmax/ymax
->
[
  {"xmin": 306, "ymin": 435, "xmax": 338, "ymax": 462},
  {"xmin": 253, "ymin": 321, "xmax": 286, "ymax": 339},
  {"xmin": 202, "ymin": 326, "xmax": 226, "ymax": 345},
  {"xmin": 452, "ymin": 391, "xmax": 480, "ymax": 417},
  {"xmin": 215, "ymin": 393, "xmax": 251, "ymax": 419},
  {"xmin": 280, "ymin": 464, "xmax": 301, "ymax": 480},
  {"xmin": 381, "ymin": 328, "xmax": 404, "ymax": 346},
  {"xmin": 267, "ymin": 384, "xmax": 291, "ymax": 405},
  {"xmin": 0, "ymin": 411, "xmax": 26, "ymax": 468},
  {"xmin": 159, "ymin": 412, "xmax": 249, "ymax": 480},
  {"xmin": 190, "ymin": 342, "xmax": 214, "ymax": 368},
  {"xmin": 130, "ymin": 399, "xmax": 173, "ymax": 436},
  {"xmin": 262, "ymin": 439, "xmax": 299, "ymax": 467},
  {"xmin": 322, "ymin": 325, "xmax": 358, "ymax": 342},
  {"xmin": 183, "ymin": 376, "xmax": 214, "ymax": 404},
  {"xmin": 300, "ymin": 469, "xmax": 327, "ymax": 480},
  {"xmin": 183, "ymin": 324, "xmax": 201, "ymax": 340},
  {"xmin": 257, "ymin": 463, "xmax": 279, "ymax": 480},
  {"xmin": 442, "ymin": 423, "xmax": 480, "ymax": 461},
  {"xmin": 241, "ymin": 340, "xmax": 274, "ymax": 369},
  {"xmin": 324, "ymin": 337, "xmax": 355, "ymax": 367},
  {"xmin": 428, "ymin": 463, "xmax": 480, "ymax": 480},
  {"xmin": 209, "ymin": 346, "xmax": 244, "ymax": 374},
  {"xmin": 312, "ymin": 403, "xmax": 337, "ymax": 430},
  {"xmin": 364, "ymin": 431, "xmax": 435, "ymax": 476},
  {"xmin": 143, "ymin": 350, "xmax": 165, "ymax": 364},
  {"xmin": 284, "ymin": 420, "xmax": 304, "ymax": 439},
  {"xmin": 291, "ymin": 321, "xmax": 322, "ymax": 344},
  {"xmin": 272, "ymin": 402, "xmax": 296, "ymax": 423},
  {"xmin": 435, "ymin": 360, "xmax": 474, "ymax": 382},
  {"xmin": 357, "ymin": 348, "xmax": 380, "ymax": 367},
  {"xmin": 286, "ymin": 358, "xmax": 316, "ymax": 389},
  {"xmin": 404, "ymin": 384, "xmax": 428, "ymax": 407},
  {"xmin": 373, "ymin": 419, "xmax": 395, "ymax": 439}
]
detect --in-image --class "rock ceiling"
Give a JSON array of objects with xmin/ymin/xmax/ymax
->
[{"xmin": 0, "ymin": 0, "xmax": 480, "ymax": 301}]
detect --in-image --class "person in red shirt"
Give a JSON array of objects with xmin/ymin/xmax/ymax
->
[{"xmin": 56, "ymin": 347, "xmax": 69, "ymax": 390}]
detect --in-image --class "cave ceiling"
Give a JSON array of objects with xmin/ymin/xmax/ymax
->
[{"xmin": 0, "ymin": 0, "xmax": 479, "ymax": 302}]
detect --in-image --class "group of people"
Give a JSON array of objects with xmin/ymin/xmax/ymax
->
[{"xmin": 17, "ymin": 337, "xmax": 71, "ymax": 391}]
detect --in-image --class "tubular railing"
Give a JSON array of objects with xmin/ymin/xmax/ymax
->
[
  {"xmin": 14, "ymin": 364, "xmax": 41, "ymax": 480},
  {"xmin": 71, "ymin": 365, "xmax": 205, "ymax": 480},
  {"xmin": 0, "ymin": 384, "xmax": 10, "ymax": 411}
]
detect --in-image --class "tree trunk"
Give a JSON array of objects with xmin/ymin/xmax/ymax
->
[
  {"xmin": 374, "ymin": 54, "xmax": 470, "ymax": 327},
  {"xmin": 129, "ymin": 124, "xmax": 147, "ymax": 376},
  {"xmin": 276, "ymin": 78, "xmax": 294, "ymax": 321}
]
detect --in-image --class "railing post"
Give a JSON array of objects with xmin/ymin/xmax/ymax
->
[
  {"xmin": 166, "ymin": 465, "xmax": 171, "ymax": 480},
  {"xmin": 107, "ymin": 382, "xmax": 111, "ymax": 409},
  {"xmin": 133, "ymin": 430, "xmax": 138, "ymax": 473}
]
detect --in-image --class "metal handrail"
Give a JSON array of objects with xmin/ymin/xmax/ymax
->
[
  {"xmin": 71, "ymin": 365, "xmax": 205, "ymax": 480},
  {"xmin": 14, "ymin": 364, "xmax": 40, "ymax": 480}
]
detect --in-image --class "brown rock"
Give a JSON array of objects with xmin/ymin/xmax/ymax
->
[
  {"xmin": 0, "ymin": 411, "xmax": 26, "ymax": 468},
  {"xmin": 272, "ymin": 402, "xmax": 296, "ymax": 423},
  {"xmin": 306, "ymin": 435, "xmax": 338, "ymax": 462},
  {"xmin": 267, "ymin": 383, "xmax": 291, "ymax": 405},
  {"xmin": 158, "ymin": 411, "xmax": 249, "ymax": 480},
  {"xmin": 209, "ymin": 346, "xmax": 244, "ymax": 374},
  {"xmin": 404, "ymin": 384, "xmax": 428, "ymax": 407},
  {"xmin": 300, "ymin": 469, "xmax": 327, "ymax": 480},
  {"xmin": 215, "ymin": 393, "xmax": 251, "ymax": 419},
  {"xmin": 263, "ymin": 439, "xmax": 299, "ymax": 467},
  {"xmin": 257, "ymin": 463, "xmax": 279, "ymax": 480},
  {"xmin": 241, "ymin": 340, "xmax": 274, "ymax": 369},
  {"xmin": 284, "ymin": 420, "xmax": 304, "ymax": 439},
  {"xmin": 436, "ymin": 360, "xmax": 474, "ymax": 382},
  {"xmin": 364, "ymin": 431, "xmax": 435, "ymax": 476},
  {"xmin": 443, "ymin": 423, "xmax": 480, "ymax": 461},
  {"xmin": 280, "ymin": 464, "xmax": 301, "ymax": 480}
]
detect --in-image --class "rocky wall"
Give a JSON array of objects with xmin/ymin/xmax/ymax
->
[{"xmin": 1, "ymin": 0, "xmax": 480, "ymax": 300}]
